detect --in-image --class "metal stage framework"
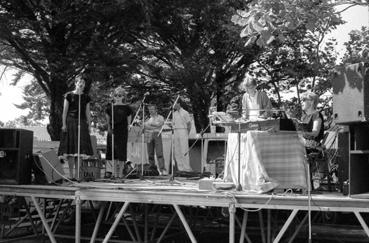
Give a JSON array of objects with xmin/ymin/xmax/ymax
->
[{"xmin": 1, "ymin": 181, "xmax": 369, "ymax": 243}]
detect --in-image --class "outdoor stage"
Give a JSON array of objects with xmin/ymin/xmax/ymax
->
[
  {"xmin": 1, "ymin": 179, "xmax": 369, "ymax": 243},
  {"xmin": 1, "ymin": 128, "xmax": 369, "ymax": 242}
]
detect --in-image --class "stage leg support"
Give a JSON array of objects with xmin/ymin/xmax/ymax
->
[
  {"xmin": 30, "ymin": 196, "xmax": 57, "ymax": 243},
  {"xmin": 173, "ymin": 204, "xmax": 197, "ymax": 243},
  {"xmin": 259, "ymin": 210, "xmax": 266, "ymax": 243},
  {"xmin": 238, "ymin": 210, "xmax": 252, "ymax": 243},
  {"xmin": 122, "ymin": 215, "xmax": 137, "ymax": 242},
  {"xmin": 50, "ymin": 199, "xmax": 63, "ymax": 233},
  {"xmin": 229, "ymin": 203, "xmax": 236, "ymax": 243},
  {"xmin": 157, "ymin": 212, "xmax": 176, "ymax": 243},
  {"xmin": 287, "ymin": 211, "xmax": 308, "ymax": 243},
  {"xmin": 90, "ymin": 202, "xmax": 106, "ymax": 243},
  {"xmin": 267, "ymin": 209, "xmax": 271, "ymax": 243},
  {"xmin": 354, "ymin": 211, "xmax": 369, "ymax": 238},
  {"xmin": 273, "ymin": 209, "xmax": 298, "ymax": 243},
  {"xmin": 102, "ymin": 201, "xmax": 130, "ymax": 243},
  {"xmin": 75, "ymin": 192, "xmax": 81, "ymax": 243}
]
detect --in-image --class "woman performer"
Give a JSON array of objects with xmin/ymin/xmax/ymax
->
[
  {"xmin": 105, "ymin": 87, "xmax": 133, "ymax": 178},
  {"xmin": 58, "ymin": 75, "xmax": 93, "ymax": 180}
]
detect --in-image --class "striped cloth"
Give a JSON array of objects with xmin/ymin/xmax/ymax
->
[{"xmin": 224, "ymin": 131, "xmax": 308, "ymax": 193}]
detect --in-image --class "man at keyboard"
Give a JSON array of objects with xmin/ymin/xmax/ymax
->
[{"xmin": 241, "ymin": 74, "xmax": 272, "ymax": 121}]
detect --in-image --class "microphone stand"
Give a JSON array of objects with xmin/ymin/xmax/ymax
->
[
  {"xmin": 130, "ymin": 94, "xmax": 148, "ymax": 179},
  {"xmin": 158, "ymin": 95, "xmax": 180, "ymax": 182},
  {"xmin": 111, "ymin": 99, "xmax": 116, "ymax": 178},
  {"xmin": 183, "ymin": 123, "xmax": 210, "ymax": 159},
  {"xmin": 77, "ymin": 93, "xmax": 81, "ymax": 181},
  {"xmin": 140, "ymin": 97, "xmax": 146, "ymax": 179},
  {"xmin": 236, "ymin": 119, "xmax": 242, "ymax": 191}
]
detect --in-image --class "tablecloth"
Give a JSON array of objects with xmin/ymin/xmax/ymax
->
[{"xmin": 224, "ymin": 131, "xmax": 308, "ymax": 193}]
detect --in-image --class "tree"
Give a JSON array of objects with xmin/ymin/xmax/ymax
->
[
  {"xmin": 231, "ymin": 0, "xmax": 344, "ymax": 119},
  {"xmin": 0, "ymin": 0, "xmax": 146, "ymax": 140},
  {"xmin": 15, "ymin": 79, "xmax": 49, "ymax": 123},
  {"xmin": 341, "ymin": 27, "xmax": 369, "ymax": 64},
  {"xmin": 128, "ymin": 0, "xmax": 259, "ymax": 131}
]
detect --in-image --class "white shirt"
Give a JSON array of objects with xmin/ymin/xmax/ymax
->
[
  {"xmin": 242, "ymin": 91, "xmax": 260, "ymax": 121},
  {"xmin": 145, "ymin": 114, "xmax": 164, "ymax": 132},
  {"xmin": 173, "ymin": 108, "xmax": 191, "ymax": 130}
]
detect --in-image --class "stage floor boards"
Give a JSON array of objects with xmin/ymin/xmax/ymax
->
[
  {"xmin": 1, "ymin": 178, "xmax": 369, "ymax": 211},
  {"xmin": 1, "ymin": 178, "xmax": 369, "ymax": 243}
]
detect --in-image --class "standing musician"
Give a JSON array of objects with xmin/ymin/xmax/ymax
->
[
  {"xmin": 144, "ymin": 104, "xmax": 166, "ymax": 175},
  {"xmin": 241, "ymin": 74, "xmax": 272, "ymax": 120},
  {"xmin": 105, "ymin": 87, "xmax": 133, "ymax": 178},
  {"xmin": 172, "ymin": 98, "xmax": 192, "ymax": 172},
  {"xmin": 58, "ymin": 75, "xmax": 93, "ymax": 180}
]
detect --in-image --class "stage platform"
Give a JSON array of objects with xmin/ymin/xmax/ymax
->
[{"xmin": 1, "ymin": 178, "xmax": 369, "ymax": 243}]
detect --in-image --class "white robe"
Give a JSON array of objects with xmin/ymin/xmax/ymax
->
[{"xmin": 173, "ymin": 108, "xmax": 192, "ymax": 171}]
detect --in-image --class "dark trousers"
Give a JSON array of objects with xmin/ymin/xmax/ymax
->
[{"xmin": 147, "ymin": 131, "xmax": 165, "ymax": 170}]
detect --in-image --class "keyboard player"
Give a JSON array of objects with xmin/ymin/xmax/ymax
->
[{"xmin": 241, "ymin": 74, "xmax": 272, "ymax": 120}]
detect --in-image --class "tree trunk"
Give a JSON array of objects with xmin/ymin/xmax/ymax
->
[
  {"xmin": 47, "ymin": 78, "xmax": 68, "ymax": 141},
  {"xmin": 47, "ymin": 96, "xmax": 64, "ymax": 141},
  {"xmin": 271, "ymin": 80, "xmax": 281, "ymax": 106},
  {"xmin": 191, "ymin": 103, "xmax": 210, "ymax": 134},
  {"xmin": 188, "ymin": 88, "xmax": 211, "ymax": 134}
]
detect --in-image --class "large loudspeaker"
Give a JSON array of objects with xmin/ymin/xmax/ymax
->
[
  {"xmin": 332, "ymin": 62, "xmax": 369, "ymax": 124},
  {"xmin": 336, "ymin": 130, "xmax": 349, "ymax": 191},
  {"xmin": 0, "ymin": 129, "xmax": 33, "ymax": 184}
]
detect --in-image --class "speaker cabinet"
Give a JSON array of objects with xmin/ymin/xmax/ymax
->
[
  {"xmin": 337, "ymin": 130, "xmax": 349, "ymax": 192},
  {"xmin": 348, "ymin": 124, "xmax": 369, "ymax": 196},
  {"xmin": 0, "ymin": 129, "xmax": 33, "ymax": 185},
  {"xmin": 333, "ymin": 62, "xmax": 369, "ymax": 124}
]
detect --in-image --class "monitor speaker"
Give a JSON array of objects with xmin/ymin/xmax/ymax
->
[
  {"xmin": 33, "ymin": 150, "xmax": 65, "ymax": 184},
  {"xmin": 0, "ymin": 129, "xmax": 33, "ymax": 185},
  {"xmin": 332, "ymin": 62, "xmax": 369, "ymax": 124}
]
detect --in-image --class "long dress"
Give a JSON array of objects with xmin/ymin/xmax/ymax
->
[
  {"xmin": 105, "ymin": 104, "xmax": 133, "ymax": 161},
  {"xmin": 58, "ymin": 92, "xmax": 93, "ymax": 158}
]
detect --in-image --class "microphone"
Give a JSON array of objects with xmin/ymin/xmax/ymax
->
[{"xmin": 109, "ymin": 92, "xmax": 115, "ymax": 102}]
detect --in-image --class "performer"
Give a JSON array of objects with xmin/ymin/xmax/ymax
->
[
  {"xmin": 58, "ymin": 75, "xmax": 93, "ymax": 179},
  {"xmin": 299, "ymin": 91, "xmax": 324, "ymax": 150},
  {"xmin": 297, "ymin": 91, "xmax": 325, "ymax": 189},
  {"xmin": 144, "ymin": 104, "xmax": 166, "ymax": 175},
  {"xmin": 241, "ymin": 74, "xmax": 272, "ymax": 120},
  {"xmin": 172, "ymin": 99, "xmax": 192, "ymax": 172},
  {"xmin": 105, "ymin": 87, "xmax": 133, "ymax": 178}
]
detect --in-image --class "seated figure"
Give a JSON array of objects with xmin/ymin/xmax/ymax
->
[{"xmin": 297, "ymin": 91, "xmax": 326, "ymax": 189}]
